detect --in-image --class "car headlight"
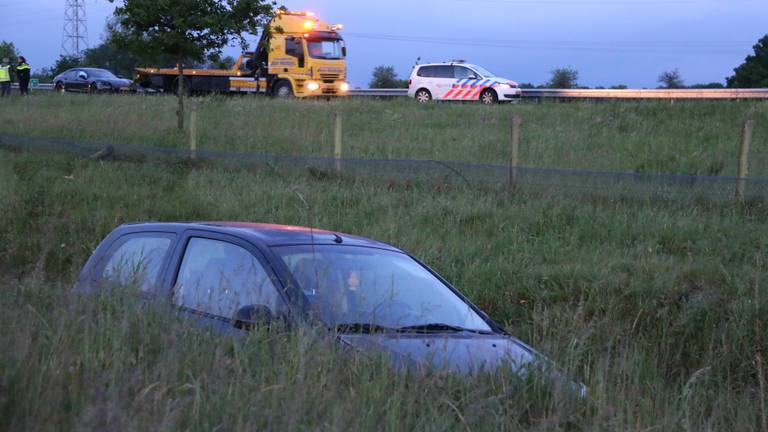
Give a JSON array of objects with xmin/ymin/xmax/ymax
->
[
  {"xmin": 340, "ymin": 82, "xmax": 350, "ymax": 92},
  {"xmin": 498, "ymin": 83, "xmax": 511, "ymax": 89},
  {"xmin": 306, "ymin": 81, "xmax": 320, "ymax": 91}
]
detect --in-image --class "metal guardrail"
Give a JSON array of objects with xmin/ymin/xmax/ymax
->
[
  {"xmin": 522, "ymin": 88, "xmax": 768, "ymax": 100},
  {"xmin": 348, "ymin": 88, "xmax": 409, "ymax": 97},
  {"xmin": 349, "ymin": 88, "xmax": 768, "ymax": 100},
  {"xmin": 13, "ymin": 82, "xmax": 768, "ymax": 100}
]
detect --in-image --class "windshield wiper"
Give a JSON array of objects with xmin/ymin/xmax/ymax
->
[
  {"xmin": 396, "ymin": 323, "xmax": 494, "ymax": 335},
  {"xmin": 333, "ymin": 323, "xmax": 398, "ymax": 334}
]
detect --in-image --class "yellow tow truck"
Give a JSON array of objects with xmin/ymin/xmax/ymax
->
[{"xmin": 134, "ymin": 10, "xmax": 349, "ymax": 98}]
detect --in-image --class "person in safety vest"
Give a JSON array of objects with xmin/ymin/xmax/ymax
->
[
  {"xmin": 0, "ymin": 58, "xmax": 11, "ymax": 98},
  {"xmin": 16, "ymin": 56, "xmax": 31, "ymax": 95}
]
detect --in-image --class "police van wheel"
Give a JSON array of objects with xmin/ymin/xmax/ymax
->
[
  {"xmin": 480, "ymin": 89, "xmax": 498, "ymax": 105},
  {"xmin": 415, "ymin": 89, "xmax": 432, "ymax": 103},
  {"xmin": 274, "ymin": 81, "xmax": 294, "ymax": 98}
]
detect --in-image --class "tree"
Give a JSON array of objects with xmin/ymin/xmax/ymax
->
[
  {"xmin": 0, "ymin": 41, "xmax": 19, "ymax": 62},
  {"xmin": 51, "ymin": 55, "xmax": 82, "ymax": 77},
  {"xmin": 547, "ymin": 67, "xmax": 579, "ymax": 89},
  {"xmin": 369, "ymin": 65, "xmax": 407, "ymax": 88},
  {"xmin": 206, "ymin": 53, "xmax": 236, "ymax": 70},
  {"xmin": 658, "ymin": 69, "xmax": 684, "ymax": 89},
  {"xmin": 109, "ymin": 0, "xmax": 273, "ymax": 130},
  {"xmin": 727, "ymin": 34, "xmax": 768, "ymax": 88}
]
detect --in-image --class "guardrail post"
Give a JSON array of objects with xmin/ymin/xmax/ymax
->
[
  {"xmin": 189, "ymin": 107, "xmax": 198, "ymax": 160},
  {"xmin": 509, "ymin": 114, "xmax": 522, "ymax": 189},
  {"xmin": 736, "ymin": 118, "xmax": 753, "ymax": 202},
  {"xmin": 334, "ymin": 112, "xmax": 343, "ymax": 174}
]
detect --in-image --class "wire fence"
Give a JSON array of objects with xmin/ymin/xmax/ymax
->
[{"xmin": 1, "ymin": 133, "xmax": 766, "ymax": 205}]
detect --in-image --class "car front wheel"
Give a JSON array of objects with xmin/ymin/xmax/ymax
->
[
  {"xmin": 415, "ymin": 88, "xmax": 432, "ymax": 103},
  {"xmin": 55, "ymin": 82, "xmax": 65, "ymax": 93},
  {"xmin": 480, "ymin": 89, "xmax": 498, "ymax": 105}
]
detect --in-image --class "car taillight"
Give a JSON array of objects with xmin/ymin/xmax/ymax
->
[{"xmin": 408, "ymin": 79, "xmax": 412, "ymax": 86}]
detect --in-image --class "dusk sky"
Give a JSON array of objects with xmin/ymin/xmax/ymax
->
[{"xmin": 1, "ymin": 0, "xmax": 766, "ymax": 88}]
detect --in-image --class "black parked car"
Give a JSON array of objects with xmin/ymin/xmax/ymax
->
[
  {"xmin": 75, "ymin": 222, "xmax": 585, "ymax": 392},
  {"xmin": 52, "ymin": 68, "xmax": 132, "ymax": 94}
]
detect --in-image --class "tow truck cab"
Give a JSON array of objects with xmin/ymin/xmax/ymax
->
[{"xmin": 253, "ymin": 10, "xmax": 349, "ymax": 97}]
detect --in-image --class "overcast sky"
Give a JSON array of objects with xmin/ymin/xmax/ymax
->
[{"xmin": 1, "ymin": 0, "xmax": 765, "ymax": 87}]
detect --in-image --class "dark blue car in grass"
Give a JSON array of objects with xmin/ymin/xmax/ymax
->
[{"xmin": 75, "ymin": 222, "xmax": 585, "ymax": 393}]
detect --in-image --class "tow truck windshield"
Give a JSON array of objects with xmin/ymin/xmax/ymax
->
[{"xmin": 307, "ymin": 39, "xmax": 345, "ymax": 60}]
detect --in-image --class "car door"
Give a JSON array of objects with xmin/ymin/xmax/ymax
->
[
  {"xmin": 430, "ymin": 65, "xmax": 456, "ymax": 100},
  {"xmin": 85, "ymin": 231, "xmax": 177, "ymax": 298},
  {"xmin": 61, "ymin": 71, "xmax": 77, "ymax": 91},
  {"xmin": 71, "ymin": 69, "xmax": 89, "ymax": 92},
  {"xmin": 452, "ymin": 66, "xmax": 483, "ymax": 100},
  {"xmin": 168, "ymin": 232, "xmax": 288, "ymax": 333}
]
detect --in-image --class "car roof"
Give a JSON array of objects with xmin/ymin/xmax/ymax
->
[
  {"xmin": 115, "ymin": 221, "xmax": 402, "ymax": 251},
  {"xmin": 417, "ymin": 62, "xmax": 480, "ymax": 68}
]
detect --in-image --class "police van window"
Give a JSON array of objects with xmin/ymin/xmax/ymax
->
[
  {"xmin": 100, "ymin": 234, "xmax": 174, "ymax": 293},
  {"xmin": 454, "ymin": 66, "xmax": 478, "ymax": 79},
  {"xmin": 173, "ymin": 237, "xmax": 282, "ymax": 318},
  {"xmin": 285, "ymin": 37, "xmax": 303, "ymax": 58},
  {"xmin": 417, "ymin": 66, "xmax": 436, "ymax": 78},
  {"xmin": 434, "ymin": 66, "xmax": 454, "ymax": 78}
]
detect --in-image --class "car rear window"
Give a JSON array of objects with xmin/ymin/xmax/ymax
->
[{"xmin": 100, "ymin": 233, "xmax": 174, "ymax": 293}]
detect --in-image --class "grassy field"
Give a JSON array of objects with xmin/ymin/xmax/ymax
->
[
  {"xmin": 0, "ymin": 93, "xmax": 766, "ymax": 176},
  {"xmin": 1, "ymin": 144, "xmax": 767, "ymax": 430}
]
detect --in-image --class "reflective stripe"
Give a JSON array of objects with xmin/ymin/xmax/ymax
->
[
  {"xmin": 17, "ymin": 64, "xmax": 31, "ymax": 71},
  {"xmin": 0, "ymin": 66, "xmax": 10, "ymax": 81}
]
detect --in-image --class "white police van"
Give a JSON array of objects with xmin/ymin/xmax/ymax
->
[{"xmin": 408, "ymin": 61, "xmax": 521, "ymax": 104}]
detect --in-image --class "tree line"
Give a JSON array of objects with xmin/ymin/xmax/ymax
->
[{"xmin": 369, "ymin": 35, "xmax": 768, "ymax": 89}]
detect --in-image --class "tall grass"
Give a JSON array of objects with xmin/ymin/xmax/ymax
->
[
  {"xmin": 1, "ymin": 93, "xmax": 766, "ymax": 176},
  {"xmin": 1, "ymin": 150, "xmax": 766, "ymax": 430}
]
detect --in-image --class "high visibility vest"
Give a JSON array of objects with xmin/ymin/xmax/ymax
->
[
  {"xmin": 17, "ymin": 63, "xmax": 30, "ymax": 71},
  {"xmin": 0, "ymin": 65, "xmax": 9, "ymax": 82}
]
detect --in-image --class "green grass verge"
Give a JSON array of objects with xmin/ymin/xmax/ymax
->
[
  {"xmin": 1, "ymin": 93, "xmax": 766, "ymax": 176},
  {"xmin": 1, "ymin": 150, "xmax": 766, "ymax": 430}
]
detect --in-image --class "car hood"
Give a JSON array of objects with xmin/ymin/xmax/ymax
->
[
  {"xmin": 339, "ymin": 332, "xmax": 586, "ymax": 395},
  {"xmin": 488, "ymin": 76, "xmax": 519, "ymax": 87},
  {"xmin": 339, "ymin": 332, "xmax": 537, "ymax": 374}
]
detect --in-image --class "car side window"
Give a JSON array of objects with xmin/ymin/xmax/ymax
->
[
  {"xmin": 417, "ymin": 66, "xmax": 436, "ymax": 78},
  {"xmin": 173, "ymin": 237, "xmax": 281, "ymax": 318},
  {"xmin": 435, "ymin": 66, "xmax": 455, "ymax": 78},
  {"xmin": 454, "ymin": 66, "xmax": 477, "ymax": 79},
  {"xmin": 100, "ymin": 234, "xmax": 174, "ymax": 293}
]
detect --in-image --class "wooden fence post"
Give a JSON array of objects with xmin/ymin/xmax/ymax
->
[
  {"xmin": 509, "ymin": 114, "xmax": 522, "ymax": 188},
  {"xmin": 334, "ymin": 112, "xmax": 343, "ymax": 173},
  {"xmin": 736, "ymin": 118, "xmax": 754, "ymax": 202},
  {"xmin": 189, "ymin": 107, "xmax": 198, "ymax": 160}
]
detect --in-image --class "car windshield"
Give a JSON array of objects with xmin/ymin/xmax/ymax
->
[
  {"xmin": 87, "ymin": 69, "xmax": 118, "ymax": 79},
  {"xmin": 306, "ymin": 39, "xmax": 345, "ymax": 60},
  {"xmin": 273, "ymin": 245, "xmax": 493, "ymax": 333},
  {"xmin": 471, "ymin": 65, "xmax": 496, "ymax": 78}
]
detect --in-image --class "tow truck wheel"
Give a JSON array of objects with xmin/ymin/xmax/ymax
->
[
  {"xmin": 480, "ymin": 89, "xmax": 498, "ymax": 105},
  {"xmin": 274, "ymin": 81, "xmax": 294, "ymax": 98},
  {"xmin": 415, "ymin": 88, "xmax": 432, "ymax": 103}
]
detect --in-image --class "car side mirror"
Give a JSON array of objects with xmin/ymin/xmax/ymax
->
[
  {"xmin": 232, "ymin": 304, "xmax": 274, "ymax": 331},
  {"xmin": 78, "ymin": 73, "xmax": 87, "ymax": 80},
  {"xmin": 342, "ymin": 47, "xmax": 347, "ymax": 57}
]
